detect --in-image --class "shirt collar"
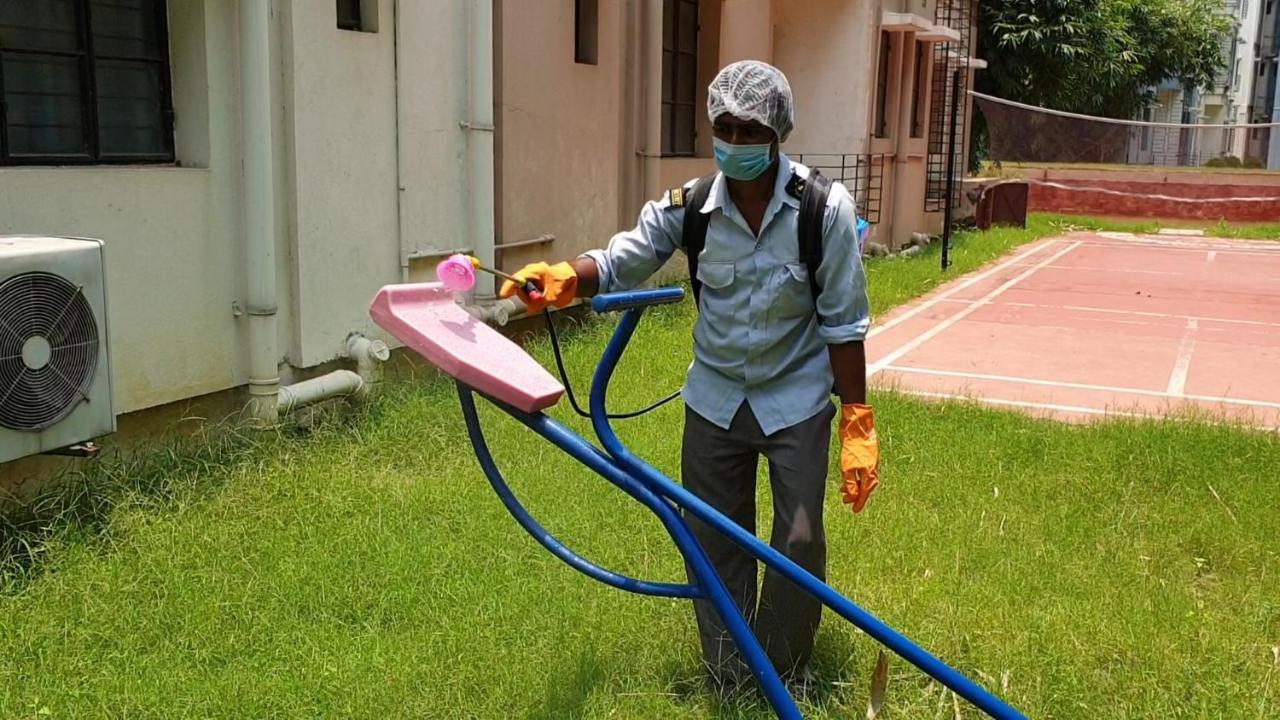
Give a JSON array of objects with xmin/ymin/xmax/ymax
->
[{"xmin": 699, "ymin": 153, "xmax": 796, "ymax": 214}]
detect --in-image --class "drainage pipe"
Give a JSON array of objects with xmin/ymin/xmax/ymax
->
[
  {"xmin": 346, "ymin": 334, "xmax": 390, "ymax": 382},
  {"xmin": 463, "ymin": 0, "xmax": 496, "ymax": 300},
  {"xmin": 240, "ymin": 0, "xmax": 280, "ymax": 423},
  {"xmin": 463, "ymin": 295, "xmax": 525, "ymax": 326},
  {"xmin": 642, "ymin": 0, "xmax": 663, "ymax": 202},
  {"xmin": 278, "ymin": 370, "xmax": 366, "ymax": 415}
]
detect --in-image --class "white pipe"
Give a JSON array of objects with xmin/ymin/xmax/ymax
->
[
  {"xmin": 393, "ymin": 0, "xmax": 410, "ymax": 283},
  {"xmin": 240, "ymin": 0, "xmax": 279, "ymax": 423},
  {"xmin": 278, "ymin": 370, "xmax": 365, "ymax": 415},
  {"xmin": 463, "ymin": 295, "xmax": 525, "ymax": 326},
  {"xmin": 465, "ymin": 0, "xmax": 496, "ymax": 300},
  {"xmin": 642, "ymin": 0, "xmax": 663, "ymax": 202},
  {"xmin": 346, "ymin": 334, "xmax": 390, "ymax": 382}
]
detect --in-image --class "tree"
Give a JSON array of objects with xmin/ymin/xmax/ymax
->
[{"xmin": 976, "ymin": 0, "xmax": 1230, "ymax": 118}]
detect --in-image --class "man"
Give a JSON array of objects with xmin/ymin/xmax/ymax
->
[{"xmin": 499, "ymin": 60, "xmax": 879, "ymax": 688}]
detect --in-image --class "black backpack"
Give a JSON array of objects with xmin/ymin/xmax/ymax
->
[{"xmin": 672, "ymin": 169, "xmax": 833, "ymax": 309}]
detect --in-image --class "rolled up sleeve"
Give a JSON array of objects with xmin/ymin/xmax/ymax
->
[
  {"xmin": 582, "ymin": 195, "xmax": 685, "ymax": 294},
  {"xmin": 813, "ymin": 183, "xmax": 871, "ymax": 344}
]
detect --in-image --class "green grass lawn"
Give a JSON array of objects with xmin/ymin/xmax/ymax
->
[{"xmin": 1, "ymin": 215, "xmax": 1278, "ymax": 718}]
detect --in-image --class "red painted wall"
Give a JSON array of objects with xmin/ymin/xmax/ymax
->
[{"xmin": 1024, "ymin": 172, "xmax": 1280, "ymax": 222}]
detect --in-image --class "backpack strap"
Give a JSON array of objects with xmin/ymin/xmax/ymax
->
[
  {"xmin": 677, "ymin": 174, "xmax": 716, "ymax": 306},
  {"xmin": 796, "ymin": 169, "xmax": 833, "ymax": 307},
  {"xmin": 676, "ymin": 169, "xmax": 831, "ymax": 311}
]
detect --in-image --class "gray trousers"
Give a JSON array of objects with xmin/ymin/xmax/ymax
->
[{"xmin": 681, "ymin": 400, "xmax": 835, "ymax": 684}]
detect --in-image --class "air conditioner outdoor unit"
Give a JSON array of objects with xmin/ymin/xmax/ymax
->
[{"xmin": 0, "ymin": 236, "xmax": 115, "ymax": 464}]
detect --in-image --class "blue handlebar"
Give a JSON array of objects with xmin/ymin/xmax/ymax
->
[
  {"xmin": 584, "ymin": 305, "xmax": 1027, "ymax": 720},
  {"xmin": 591, "ymin": 287, "xmax": 685, "ymax": 313}
]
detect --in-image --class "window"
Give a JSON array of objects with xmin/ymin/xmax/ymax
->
[
  {"xmin": 575, "ymin": 0, "xmax": 598, "ymax": 65},
  {"xmin": 0, "ymin": 0, "xmax": 174, "ymax": 165},
  {"xmin": 873, "ymin": 32, "xmax": 892, "ymax": 139},
  {"xmin": 661, "ymin": 0, "xmax": 698, "ymax": 156},
  {"xmin": 910, "ymin": 41, "xmax": 928, "ymax": 138},
  {"xmin": 336, "ymin": 0, "xmax": 377, "ymax": 33}
]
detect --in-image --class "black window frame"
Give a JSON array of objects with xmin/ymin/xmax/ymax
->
[
  {"xmin": 574, "ymin": 0, "xmax": 599, "ymax": 65},
  {"xmin": 661, "ymin": 0, "xmax": 699, "ymax": 157},
  {"xmin": 0, "ymin": 0, "xmax": 176, "ymax": 167},
  {"xmin": 873, "ymin": 31, "xmax": 892, "ymax": 139},
  {"xmin": 910, "ymin": 40, "xmax": 928, "ymax": 138},
  {"xmin": 337, "ymin": 0, "xmax": 363, "ymax": 31}
]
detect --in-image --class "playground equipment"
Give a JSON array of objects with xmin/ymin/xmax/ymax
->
[{"xmin": 368, "ymin": 279, "xmax": 1025, "ymax": 719}]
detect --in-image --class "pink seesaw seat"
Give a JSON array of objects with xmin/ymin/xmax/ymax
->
[{"xmin": 369, "ymin": 283, "xmax": 565, "ymax": 413}]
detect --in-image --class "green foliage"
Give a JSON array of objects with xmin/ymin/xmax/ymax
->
[
  {"xmin": 1204, "ymin": 155, "xmax": 1244, "ymax": 168},
  {"xmin": 978, "ymin": 0, "xmax": 1231, "ymax": 117}
]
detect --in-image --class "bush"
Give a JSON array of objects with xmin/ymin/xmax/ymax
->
[
  {"xmin": 1243, "ymin": 155, "xmax": 1266, "ymax": 169},
  {"xmin": 1204, "ymin": 155, "xmax": 1243, "ymax": 168}
]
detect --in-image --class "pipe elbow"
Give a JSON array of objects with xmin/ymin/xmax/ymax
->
[{"xmin": 346, "ymin": 333, "xmax": 390, "ymax": 382}]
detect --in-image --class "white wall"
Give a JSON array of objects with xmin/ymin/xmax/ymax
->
[
  {"xmin": 395, "ymin": 1, "xmax": 471, "ymax": 282},
  {"xmin": 0, "ymin": 0, "xmax": 477, "ymax": 416},
  {"xmin": 0, "ymin": 0, "xmax": 248, "ymax": 414},
  {"xmin": 280, "ymin": 0, "xmax": 404, "ymax": 367}
]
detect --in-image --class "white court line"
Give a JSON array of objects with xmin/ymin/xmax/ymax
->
[
  {"xmin": 1080, "ymin": 244, "xmax": 1280, "ymax": 259},
  {"xmin": 868, "ymin": 241, "xmax": 1083, "ymax": 377},
  {"xmin": 1007, "ymin": 262, "xmax": 1184, "ymax": 276},
  {"xmin": 933, "ymin": 298, "xmax": 1280, "ymax": 330},
  {"xmin": 1166, "ymin": 318, "xmax": 1199, "ymax": 396},
  {"xmin": 880, "ymin": 364, "xmax": 1280, "ymax": 411},
  {"xmin": 897, "ymin": 389, "xmax": 1128, "ymax": 417},
  {"xmin": 1090, "ymin": 232, "xmax": 1280, "ymax": 252},
  {"xmin": 897, "ymin": 389, "xmax": 1279, "ymax": 431},
  {"xmin": 867, "ymin": 240, "xmax": 1060, "ymax": 339},
  {"xmin": 1079, "ymin": 240, "xmax": 1280, "ymax": 258}
]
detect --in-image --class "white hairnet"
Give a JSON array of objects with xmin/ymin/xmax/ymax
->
[{"xmin": 707, "ymin": 60, "xmax": 795, "ymax": 142}]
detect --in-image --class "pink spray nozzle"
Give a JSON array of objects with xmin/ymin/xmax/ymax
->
[{"xmin": 436, "ymin": 253, "xmax": 477, "ymax": 292}]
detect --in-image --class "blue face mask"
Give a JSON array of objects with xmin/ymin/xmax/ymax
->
[{"xmin": 713, "ymin": 137, "xmax": 775, "ymax": 181}]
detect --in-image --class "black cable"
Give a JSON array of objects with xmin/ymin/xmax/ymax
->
[{"xmin": 543, "ymin": 308, "xmax": 682, "ymax": 420}]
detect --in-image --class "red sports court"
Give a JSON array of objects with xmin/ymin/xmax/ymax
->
[{"xmin": 867, "ymin": 231, "xmax": 1280, "ymax": 430}]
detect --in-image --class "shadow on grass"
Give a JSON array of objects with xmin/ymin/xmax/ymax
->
[
  {"xmin": 655, "ymin": 624, "xmax": 865, "ymax": 718},
  {"xmin": 0, "ymin": 394, "xmax": 386, "ymax": 594},
  {"xmin": 526, "ymin": 648, "xmax": 610, "ymax": 720}
]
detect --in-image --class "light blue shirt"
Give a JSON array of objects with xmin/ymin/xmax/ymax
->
[{"xmin": 583, "ymin": 154, "xmax": 871, "ymax": 435}]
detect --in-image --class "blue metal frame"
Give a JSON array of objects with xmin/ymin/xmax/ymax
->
[{"xmin": 453, "ymin": 285, "xmax": 1026, "ymax": 719}]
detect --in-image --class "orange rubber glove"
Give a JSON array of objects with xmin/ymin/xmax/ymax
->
[
  {"xmin": 499, "ymin": 261, "xmax": 578, "ymax": 314},
  {"xmin": 838, "ymin": 403, "xmax": 880, "ymax": 513}
]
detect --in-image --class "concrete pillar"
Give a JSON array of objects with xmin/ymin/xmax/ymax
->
[{"xmin": 719, "ymin": 0, "xmax": 773, "ymax": 66}]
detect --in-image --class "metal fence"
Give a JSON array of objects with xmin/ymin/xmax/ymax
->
[{"xmin": 791, "ymin": 153, "xmax": 887, "ymax": 224}]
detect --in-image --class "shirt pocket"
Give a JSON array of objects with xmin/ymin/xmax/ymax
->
[
  {"xmin": 696, "ymin": 261, "xmax": 735, "ymax": 291},
  {"xmin": 772, "ymin": 262, "xmax": 814, "ymax": 320}
]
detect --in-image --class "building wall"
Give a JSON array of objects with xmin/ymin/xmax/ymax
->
[
  {"xmin": 495, "ymin": 0, "xmax": 627, "ymax": 271},
  {"xmin": 1230, "ymin": 0, "xmax": 1261, "ymax": 158},
  {"xmin": 0, "ymin": 0, "xmax": 248, "ymax": 414},
  {"xmin": 281, "ymin": 0, "xmax": 404, "ymax": 366},
  {"xmin": 774, "ymin": 0, "xmax": 879, "ymax": 155},
  {"xmin": 0, "ymin": 0, "xmax": 475, "ymax": 412}
]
